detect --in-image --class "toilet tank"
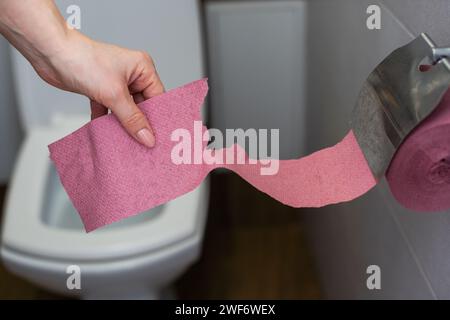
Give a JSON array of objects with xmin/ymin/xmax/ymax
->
[{"xmin": 10, "ymin": 0, "xmax": 205, "ymax": 131}]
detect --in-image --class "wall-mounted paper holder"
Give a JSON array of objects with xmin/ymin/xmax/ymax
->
[
  {"xmin": 432, "ymin": 47, "xmax": 450, "ymax": 63},
  {"xmin": 351, "ymin": 33, "xmax": 450, "ymax": 180}
]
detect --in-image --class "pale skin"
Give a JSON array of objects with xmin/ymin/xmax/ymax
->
[{"xmin": 0, "ymin": 0, "xmax": 165, "ymax": 148}]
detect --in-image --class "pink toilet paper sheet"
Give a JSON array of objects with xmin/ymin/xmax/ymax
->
[{"xmin": 48, "ymin": 79, "xmax": 449, "ymax": 232}]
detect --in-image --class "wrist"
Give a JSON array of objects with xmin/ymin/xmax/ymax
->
[
  {"xmin": 29, "ymin": 27, "xmax": 94, "ymax": 91},
  {"xmin": 44, "ymin": 28, "xmax": 93, "ymax": 73},
  {"xmin": 44, "ymin": 27, "xmax": 84, "ymax": 62},
  {"xmin": 0, "ymin": 0, "xmax": 76, "ymax": 66}
]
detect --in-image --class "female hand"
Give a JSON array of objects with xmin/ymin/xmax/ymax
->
[
  {"xmin": 0, "ymin": 0, "xmax": 164, "ymax": 148},
  {"xmin": 38, "ymin": 31, "xmax": 165, "ymax": 148}
]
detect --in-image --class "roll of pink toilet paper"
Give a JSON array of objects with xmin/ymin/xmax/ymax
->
[
  {"xmin": 386, "ymin": 89, "xmax": 450, "ymax": 212},
  {"xmin": 49, "ymin": 79, "xmax": 378, "ymax": 231}
]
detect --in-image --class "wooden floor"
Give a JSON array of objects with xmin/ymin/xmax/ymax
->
[{"xmin": 0, "ymin": 173, "xmax": 321, "ymax": 299}]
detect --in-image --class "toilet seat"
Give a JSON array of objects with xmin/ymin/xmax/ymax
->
[{"xmin": 2, "ymin": 120, "xmax": 208, "ymax": 262}]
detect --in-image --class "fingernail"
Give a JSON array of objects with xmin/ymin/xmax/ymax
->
[{"xmin": 136, "ymin": 128, "xmax": 155, "ymax": 148}]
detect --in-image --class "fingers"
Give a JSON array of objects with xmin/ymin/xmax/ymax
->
[
  {"xmin": 132, "ymin": 92, "xmax": 145, "ymax": 104},
  {"xmin": 90, "ymin": 100, "xmax": 108, "ymax": 120},
  {"xmin": 109, "ymin": 89, "xmax": 155, "ymax": 148},
  {"xmin": 92, "ymin": 51, "xmax": 163, "ymax": 148},
  {"xmin": 129, "ymin": 51, "xmax": 165, "ymax": 100},
  {"xmin": 140, "ymin": 69, "xmax": 165, "ymax": 100}
]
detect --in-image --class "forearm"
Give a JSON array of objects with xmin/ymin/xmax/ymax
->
[
  {"xmin": 0, "ymin": 0, "xmax": 71, "ymax": 66},
  {"xmin": 0, "ymin": 0, "xmax": 163, "ymax": 148}
]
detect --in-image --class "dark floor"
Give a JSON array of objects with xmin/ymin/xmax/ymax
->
[{"xmin": 0, "ymin": 173, "xmax": 321, "ymax": 299}]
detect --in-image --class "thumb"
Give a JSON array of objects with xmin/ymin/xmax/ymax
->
[{"xmin": 109, "ymin": 89, "xmax": 155, "ymax": 148}]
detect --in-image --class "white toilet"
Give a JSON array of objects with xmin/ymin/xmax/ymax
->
[{"xmin": 0, "ymin": 0, "xmax": 208, "ymax": 299}]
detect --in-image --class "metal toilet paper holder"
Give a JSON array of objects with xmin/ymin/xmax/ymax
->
[{"xmin": 351, "ymin": 33, "xmax": 450, "ymax": 180}]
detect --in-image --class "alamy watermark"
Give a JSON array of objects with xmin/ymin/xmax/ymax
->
[
  {"xmin": 171, "ymin": 121, "xmax": 280, "ymax": 175},
  {"xmin": 66, "ymin": 264, "xmax": 81, "ymax": 290},
  {"xmin": 366, "ymin": 5, "xmax": 381, "ymax": 30},
  {"xmin": 66, "ymin": 4, "xmax": 81, "ymax": 30},
  {"xmin": 366, "ymin": 265, "xmax": 381, "ymax": 290}
]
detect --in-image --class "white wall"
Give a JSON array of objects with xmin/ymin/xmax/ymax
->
[
  {"xmin": 383, "ymin": 0, "xmax": 450, "ymax": 44},
  {"xmin": 303, "ymin": 0, "xmax": 450, "ymax": 299},
  {"xmin": 206, "ymin": 1, "xmax": 308, "ymax": 159},
  {"xmin": 0, "ymin": 38, "xmax": 23, "ymax": 184}
]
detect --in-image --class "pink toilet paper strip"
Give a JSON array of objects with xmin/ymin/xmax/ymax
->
[{"xmin": 49, "ymin": 79, "xmax": 378, "ymax": 232}]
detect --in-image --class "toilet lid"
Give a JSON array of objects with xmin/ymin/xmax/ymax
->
[
  {"xmin": 9, "ymin": 0, "xmax": 204, "ymax": 132},
  {"xmin": 1, "ymin": 126, "xmax": 208, "ymax": 261}
]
